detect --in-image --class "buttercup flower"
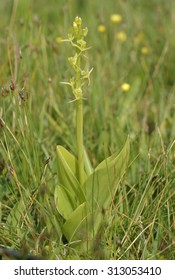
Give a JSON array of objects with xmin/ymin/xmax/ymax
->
[
  {"xmin": 97, "ymin": 24, "xmax": 106, "ymax": 33},
  {"xmin": 110, "ymin": 14, "xmax": 122, "ymax": 24},
  {"xmin": 141, "ymin": 46, "xmax": 149, "ymax": 55},
  {"xmin": 116, "ymin": 31, "xmax": 127, "ymax": 42},
  {"xmin": 121, "ymin": 83, "xmax": 130, "ymax": 92}
]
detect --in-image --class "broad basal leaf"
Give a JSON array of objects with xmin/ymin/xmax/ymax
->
[
  {"xmin": 56, "ymin": 139, "xmax": 129, "ymax": 252},
  {"xmin": 55, "ymin": 184, "xmax": 77, "ymax": 220},
  {"xmin": 56, "ymin": 146, "xmax": 86, "ymax": 204},
  {"xmin": 62, "ymin": 202, "xmax": 103, "ymax": 250},
  {"xmin": 62, "ymin": 202, "xmax": 88, "ymax": 246},
  {"xmin": 95, "ymin": 137, "xmax": 129, "ymax": 171},
  {"xmin": 83, "ymin": 138, "xmax": 130, "ymax": 212},
  {"xmin": 83, "ymin": 147, "xmax": 94, "ymax": 176}
]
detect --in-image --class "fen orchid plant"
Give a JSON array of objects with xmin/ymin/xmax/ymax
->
[{"xmin": 54, "ymin": 17, "xmax": 130, "ymax": 252}]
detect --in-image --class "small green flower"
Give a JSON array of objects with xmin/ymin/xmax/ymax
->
[
  {"xmin": 55, "ymin": 36, "xmax": 62, "ymax": 44},
  {"xmin": 68, "ymin": 54, "xmax": 79, "ymax": 72},
  {"xmin": 82, "ymin": 27, "xmax": 88, "ymax": 37},
  {"xmin": 81, "ymin": 68, "xmax": 93, "ymax": 85},
  {"xmin": 77, "ymin": 39, "xmax": 87, "ymax": 49},
  {"xmin": 74, "ymin": 87, "xmax": 82, "ymax": 99}
]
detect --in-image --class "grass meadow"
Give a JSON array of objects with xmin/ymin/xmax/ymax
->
[{"xmin": 0, "ymin": 0, "xmax": 175, "ymax": 259}]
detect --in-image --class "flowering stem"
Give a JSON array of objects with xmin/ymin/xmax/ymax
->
[
  {"xmin": 76, "ymin": 54, "xmax": 84, "ymax": 186},
  {"xmin": 76, "ymin": 96, "xmax": 84, "ymax": 186},
  {"xmin": 65, "ymin": 17, "xmax": 90, "ymax": 185}
]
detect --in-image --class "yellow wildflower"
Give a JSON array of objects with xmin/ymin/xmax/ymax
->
[
  {"xmin": 116, "ymin": 31, "xmax": 127, "ymax": 42},
  {"xmin": 134, "ymin": 32, "xmax": 144, "ymax": 45},
  {"xmin": 121, "ymin": 83, "xmax": 130, "ymax": 92},
  {"xmin": 141, "ymin": 46, "xmax": 149, "ymax": 55},
  {"xmin": 97, "ymin": 24, "xmax": 106, "ymax": 33},
  {"xmin": 110, "ymin": 14, "xmax": 122, "ymax": 24},
  {"xmin": 56, "ymin": 36, "xmax": 62, "ymax": 44}
]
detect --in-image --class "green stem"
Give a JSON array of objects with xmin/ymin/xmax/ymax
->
[
  {"xmin": 77, "ymin": 98, "xmax": 84, "ymax": 186},
  {"xmin": 76, "ymin": 53, "xmax": 84, "ymax": 186}
]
